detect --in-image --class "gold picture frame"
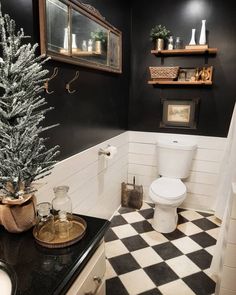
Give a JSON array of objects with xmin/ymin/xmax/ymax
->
[{"xmin": 160, "ymin": 98, "xmax": 199, "ymax": 129}]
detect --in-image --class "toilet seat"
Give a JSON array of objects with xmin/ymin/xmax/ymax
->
[{"xmin": 150, "ymin": 177, "xmax": 186, "ymax": 202}]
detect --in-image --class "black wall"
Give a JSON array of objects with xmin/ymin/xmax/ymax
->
[
  {"xmin": 129, "ymin": 0, "xmax": 236, "ymax": 137},
  {"xmin": 2, "ymin": 0, "xmax": 236, "ymax": 162},
  {"xmin": 1, "ymin": 0, "xmax": 131, "ymax": 160}
]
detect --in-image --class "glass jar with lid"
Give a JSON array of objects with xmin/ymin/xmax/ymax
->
[
  {"xmin": 167, "ymin": 36, "xmax": 174, "ymax": 50},
  {"xmin": 52, "ymin": 186, "xmax": 72, "ymax": 232},
  {"xmin": 36, "ymin": 202, "xmax": 55, "ymax": 242},
  {"xmin": 88, "ymin": 39, "xmax": 93, "ymax": 52},
  {"xmin": 175, "ymin": 37, "xmax": 182, "ymax": 49}
]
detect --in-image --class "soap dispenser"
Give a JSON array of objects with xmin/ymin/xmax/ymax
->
[{"xmin": 52, "ymin": 186, "xmax": 72, "ymax": 233}]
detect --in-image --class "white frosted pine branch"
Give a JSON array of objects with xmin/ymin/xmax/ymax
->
[{"xmin": 0, "ymin": 5, "xmax": 59, "ymax": 199}]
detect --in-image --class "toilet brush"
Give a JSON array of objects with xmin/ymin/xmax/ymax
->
[{"xmin": 128, "ymin": 176, "xmax": 143, "ymax": 209}]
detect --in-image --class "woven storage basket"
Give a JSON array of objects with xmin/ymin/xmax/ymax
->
[{"xmin": 149, "ymin": 66, "xmax": 179, "ymax": 80}]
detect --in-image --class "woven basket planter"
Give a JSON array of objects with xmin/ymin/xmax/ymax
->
[
  {"xmin": 0, "ymin": 195, "xmax": 36, "ymax": 233},
  {"xmin": 149, "ymin": 66, "xmax": 179, "ymax": 80}
]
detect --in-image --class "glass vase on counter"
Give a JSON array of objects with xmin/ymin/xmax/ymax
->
[
  {"xmin": 36, "ymin": 202, "xmax": 55, "ymax": 242},
  {"xmin": 52, "ymin": 186, "xmax": 73, "ymax": 237}
]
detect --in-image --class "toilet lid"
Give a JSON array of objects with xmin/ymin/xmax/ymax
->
[{"xmin": 150, "ymin": 177, "xmax": 186, "ymax": 200}]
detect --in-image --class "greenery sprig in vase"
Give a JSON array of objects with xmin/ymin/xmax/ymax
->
[
  {"xmin": 91, "ymin": 29, "xmax": 107, "ymax": 43},
  {"xmin": 91, "ymin": 29, "xmax": 107, "ymax": 53},
  {"xmin": 150, "ymin": 24, "xmax": 170, "ymax": 50}
]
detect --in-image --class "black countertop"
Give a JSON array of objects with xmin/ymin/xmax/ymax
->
[{"xmin": 0, "ymin": 214, "xmax": 110, "ymax": 295}]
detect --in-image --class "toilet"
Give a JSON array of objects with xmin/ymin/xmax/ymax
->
[{"xmin": 149, "ymin": 139, "xmax": 197, "ymax": 233}]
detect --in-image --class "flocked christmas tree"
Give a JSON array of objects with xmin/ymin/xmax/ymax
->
[{"xmin": 0, "ymin": 5, "xmax": 59, "ymax": 200}]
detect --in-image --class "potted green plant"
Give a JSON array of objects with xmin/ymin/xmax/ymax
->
[
  {"xmin": 91, "ymin": 29, "xmax": 107, "ymax": 54},
  {"xmin": 0, "ymin": 6, "xmax": 59, "ymax": 233},
  {"xmin": 150, "ymin": 24, "xmax": 171, "ymax": 50}
]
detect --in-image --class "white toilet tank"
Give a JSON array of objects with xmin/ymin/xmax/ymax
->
[{"xmin": 157, "ymin": 139, "xmax": 197, "ymax": 179}]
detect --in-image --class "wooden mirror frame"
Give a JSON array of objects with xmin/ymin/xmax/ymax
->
[{"xmin": 38, "ymin": 0, "xmax": 122, "ymax": 73}]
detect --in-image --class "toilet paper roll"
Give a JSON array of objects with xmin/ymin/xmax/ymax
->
[{"xmin": 104, "ymin": 145, "xmax": 117, "ymax": 159}]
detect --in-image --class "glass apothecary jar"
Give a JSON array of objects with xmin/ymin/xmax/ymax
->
[
  {"xmin": 175, "ymin": 37, "xmax": 182, "ymax": 49},
  {"xmin": 52, "ymin": 186, "xmax": 72, "ymax": 235},
  {"xmin": 167, "ymin": 36, "xmax": 174, "ymax": 50},
  {"xmin": 36, "ymin": 202, "xmax": 55, "ymax": 242}
]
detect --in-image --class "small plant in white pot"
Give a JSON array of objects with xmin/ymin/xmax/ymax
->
[
  {"xmin": 90, "ymin": 29, "xmax": 107, "ymax": 54},
  {"xmin": 150, "ymin": 24, "xmax": 170, "ymax": 50},
  {"xmin": 0, "ymin": 5, "xmax": 59, "ymax": 233}
]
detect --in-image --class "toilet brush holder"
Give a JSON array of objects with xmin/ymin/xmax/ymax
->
[{"xmin": 121, "ymin": 177, "xmax": 143, "ymax": 209}]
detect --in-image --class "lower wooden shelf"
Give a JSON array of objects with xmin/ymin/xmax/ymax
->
[
  {"xmin": 148, "ymin": 80, "xmax": 212, "ymax": 85},
  {"xmin": 59, "ymin": 49, "xmax": 102, "ymax": 56}
]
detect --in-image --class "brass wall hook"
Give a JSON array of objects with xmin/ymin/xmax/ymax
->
[
  {"xmin": 66, "ymin": 71, "xmax": 80, "ymax": 94},
  {"xmin": 44, "ymin": 67, "xmax": 59, "ymax": 94}
]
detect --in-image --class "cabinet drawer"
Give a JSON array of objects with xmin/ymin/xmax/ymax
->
[{"xmin": 67, "ymin": 242, "xmax": 106, "ymax": 295}]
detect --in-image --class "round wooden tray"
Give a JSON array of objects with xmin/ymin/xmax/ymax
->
[{"xmin": 33, "ymin": 215, "xmax": 87, "ymax": 248}]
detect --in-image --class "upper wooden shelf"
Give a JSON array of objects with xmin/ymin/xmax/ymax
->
[{"xmin": 151, "ymin": 48, "xmax": 218, "ymax": 56}]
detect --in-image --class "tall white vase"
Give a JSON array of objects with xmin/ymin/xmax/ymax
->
[
  {"xmin": 63, "ymin": 28, "xmax": 68, "ymax": 50},
  {"xmin": 199, "ymin": 20, "xmax": 206, "ymax": 45},
  {"xmin": 72, "ymin": 34, "xmax": 77, "ymax": 49},
  {"xmin": 189, "ymin": 28, "xmax": 196, "ymax": 45}
]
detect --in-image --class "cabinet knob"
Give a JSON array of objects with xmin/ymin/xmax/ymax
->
[{"xmin": 84, "ymin": 276, "xmax": 102, "ymax": 295}]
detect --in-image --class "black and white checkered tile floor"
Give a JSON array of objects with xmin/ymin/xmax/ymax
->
[{"xmin": 105, "ymin": 202, "xmax": 220, "ymax": 295}]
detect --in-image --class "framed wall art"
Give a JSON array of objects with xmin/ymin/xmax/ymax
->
[{"xmin": 160, "ymin": 98, "xmax": 199, "ymax": 129}]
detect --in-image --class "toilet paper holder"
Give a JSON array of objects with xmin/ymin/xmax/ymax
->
[
  {"xmin": 98, "ymin": 145, "xmax": 117, "ymax": 157},
  {"xmin": 98, "ymin": 148, "xmax": 111, "ymax": 156}
]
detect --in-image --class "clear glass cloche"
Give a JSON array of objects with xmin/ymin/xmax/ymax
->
[{"xmin": 52, "ymin": 185, "xmax": 72, "ymax": 224}]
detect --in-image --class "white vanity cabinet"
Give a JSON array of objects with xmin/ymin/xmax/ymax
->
[{"xmin": 66, "ymin": 241, "xmax": 106, "ymax": 295}]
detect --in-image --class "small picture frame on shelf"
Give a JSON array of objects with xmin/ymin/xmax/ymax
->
[
  {"xmin": 160, "ymin": 98, "xmax": 199, "ymax": 129},
  {"xmin": 178, "ymin": 68, "xmax": 196, "ymax": 81},
  {"xmin": 185, "ymin": 69, "xmax": 197, "ymax": 81},
  {"xmin": 178, "ymin": 69, "xmax": 187, "ymax": 81}
]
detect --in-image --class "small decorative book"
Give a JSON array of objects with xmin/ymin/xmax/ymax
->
[{"xmin": 185, "ymin": 44, "xmax": 208, "ymax": 50}]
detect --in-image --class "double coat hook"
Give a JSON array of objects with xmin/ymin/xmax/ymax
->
[
  {"xmin": 66, "ymin": 71, "xmax": 80, "ymax": 94},
  {"xmin": 44, "ymin": 67, "xmax": 58, "ymax": 94}
]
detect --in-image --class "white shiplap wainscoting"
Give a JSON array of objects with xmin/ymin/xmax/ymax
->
[
  {"xmin": 36, "ymin": 132, "xmax": 128, "ymax": 220},
  {"xmin": 128, "ymin": 131, "xmax": 226, "ymax": 212},
  {"xmin": 36, "ymin": 130, "xmax": 226, "ymax": 218}
]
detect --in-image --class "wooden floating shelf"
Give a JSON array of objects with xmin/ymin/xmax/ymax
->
[
  {"xmin": 151, "ymin": 48, "xmax": 218, "ymax": 55},
  {"xmin": 148, "ymin": 80, "xmax": 212, "ymax": 85},
  {"xmin": 59, "ymin": 49, "xmax": 101, "ymax": 56},
  {"xmin": 72, "ymin": 51, "xmax": 102, "ymax": 56}
]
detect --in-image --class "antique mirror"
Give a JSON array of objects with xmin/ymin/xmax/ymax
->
[{"xmin": 38, "ymin": 0, "xmax": 122, "ymax": 73}]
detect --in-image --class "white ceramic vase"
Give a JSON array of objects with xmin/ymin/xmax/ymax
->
[
  {"xmin": 189, "ymin": 29, "xmax": 196, "ymax": 45},
  {"xmin": 63, "ymin": 28, "xmax": 69, "ymax": 50},
  {"xmin": 199, "ymin": 20, "xmax": 206, "ymax": 45},
  {"xmin": 72, "ymin": 34, "xmax": 77, "ymax": 49}
]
